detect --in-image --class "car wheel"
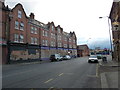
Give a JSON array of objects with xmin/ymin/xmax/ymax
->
[{"xmin": 88, "ymin": 60, "xmax": 91, "ymax": 63}]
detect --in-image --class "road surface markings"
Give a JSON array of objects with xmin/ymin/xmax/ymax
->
[
  {"xmin": 58, "ymin": 73, "xmax": 64, "ymax": 76},
  {"xmin": 44, "ymin": 79, "xmax": 53, "ymax": 83},
  {"xmin": 96, "ymin": 64, "xmax": 99, "ymax": 77}
]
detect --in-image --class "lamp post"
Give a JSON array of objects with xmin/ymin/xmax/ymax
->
[{"xmin": 99, "ymin": 16, "xmax": 113, "ymax": 59}]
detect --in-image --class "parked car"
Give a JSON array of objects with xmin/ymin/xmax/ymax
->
[
  {"xmin": 50, "ymin": 54, "xmax": 63, "ymax": 62},
  {"xmin": 62, "ymin": 55, "xmax": 71, "ymax": 60},
  {"xmin": 88, "ymin": 55, "xmax": 98, "ymax": 63},
  {"xmin": 71, "ymin": 55, "xmax": 77, "ymax": 58}
]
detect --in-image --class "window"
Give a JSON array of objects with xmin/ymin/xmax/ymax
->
[
  {"xmin": 51, "ymin": 41, "xmax": 53, "ymax": 46},
  {"xmin": 69, "ymin": 45, "xmax": 72, "ymax": 48},
  {"xmin": 73, "ymin": 45, "xmax": 76, "ymax": 48},
  {"xmin": 53, "ymin": 42, "xmax": 55, "ymax": 47},
  {"xmin": 34, "ymin": 28, "xmax": 38, "ymax": 34},
  {"xmin": 14, "ymin": 34, "xmax": 19, "ymax": 42},
  {"xmin": 73, "ymin": 40, "xmax": 76, "ymax": 43},
  {"xmin": 45, "ymin": 31, "xmax": 48, "ymax": 37},
  {"xmin": 64, "ymin": 44, "xmax": 67, "ymax": 48},
  {"xmin": 18, "ymin": 10, "xmax": 22, "ymax": 18},
  {"xmin": 31, "ymin": 27, "xmax": 34, "ymax": 33},
  {"xmin": 20, "ymin": 22, "xmax": 24, "ymax": 30},
  {"xmin": 51, "ymin": 33, "xmax": 53, "ymax": 38},
  {"xmin": 31, "ymin": 37, "xmax": 34, "ymax": 44},
  {"xmin": 64, "ymin": 37, "xmax": 67, "ymax": 41},
  {"xmin": 45, "ymin": 40, "xmax": 48, "ymax": 46},
  {"xmin": 19, "ymin": 34, "xmax": 24, "ymax": 43},
  {"xmin": 31, "ymin": 27, "xmax": 38, "ymax": 34},
  {"xmin": 31, "ymin": 37, "xmax": 38, "ymax": 44},
  {"xmin": 34, "ymin": 38, "xmax": 38, "ymax": 44},
  {"xmin": 51, "ymin": 41, "xmax": 55, "ymax": 47},
  {"xmin": 42, "ymin": 40, "xmax": 45, "ymax": 45},
  {"xmin": 69, "ymin": 38, "xmax": 71, "ymax": 42},
  {"xmin": 58, "ymin": 28, "xmax": 61, "ymax": 33},
  {"xmin": 52, "ymin": 26, "xmax": 54, "ymax": 31},
  {"xmin": 58, "ymin": 43, "xmax": 62, "ymax": 47},
  {"xmin": 15, "ymin": 21, "xmax": 19, "ymax": 29},
  {"xmin": 58, "ymin": 35, "xmax": 61, "ymax": 40}
]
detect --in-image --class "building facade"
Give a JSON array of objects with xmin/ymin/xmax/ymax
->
[
  {"xmin": 109, "ymin": 0, "xmax": 120, "ymax": 62},
  {"xmin": 77, "ymin": 45, "xmax": 89, "ymax": 57},
  {"xmin": 1, "ymin": 2, "xmax": 77, "ymax": 64}
]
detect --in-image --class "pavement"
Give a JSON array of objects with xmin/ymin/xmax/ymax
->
[{"xmin": 99, "ymin": 55, "xmax": 120, "ymax": 89}]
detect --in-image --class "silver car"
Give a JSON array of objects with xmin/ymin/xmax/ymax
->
[{"xmin": 88, "ymin": 55, "xmax": 98, "ymax": 63}]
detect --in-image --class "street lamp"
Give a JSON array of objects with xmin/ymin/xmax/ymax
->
[{"xmin": 99, "ymin": 16, "xmax": 113, "ymax": 59}]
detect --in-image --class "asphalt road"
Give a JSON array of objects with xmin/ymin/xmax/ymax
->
[{"xmin": 2, "ymin": 57, "xmax": 101, "ymax": 88}]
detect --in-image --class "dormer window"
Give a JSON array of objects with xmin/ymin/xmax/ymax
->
[
  {"xmin": 58, "ymin": 28, "xmax": 61, "ymax": 33},
  {"xmin": 52, "ymin": 26, "xmax": 54, "ymax": 31},
  {"xmin": 18, "ymin": 10, "xmax": 22, "ymax": 18}
]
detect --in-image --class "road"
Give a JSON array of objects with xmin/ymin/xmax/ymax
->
[{"xmin": 2, "ymin": 57, "xmax": 101, "ymax": 88}]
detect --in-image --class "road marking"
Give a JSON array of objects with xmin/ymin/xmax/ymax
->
[
  {"xmin": 58, "ymin": 73, "xmax": 64, "ymax": 76},
  {"xmin": 96, "ymin": 64, "xmax": 99, "ymax": 77},
  {"xmin": 44, "ymin": 79, "xmax": 53, "ymax": 83}
]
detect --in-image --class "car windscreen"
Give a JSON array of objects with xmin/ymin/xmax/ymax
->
[{"xmin": 90, "ymin": 56, "xmax": 97, "ymax": 58}]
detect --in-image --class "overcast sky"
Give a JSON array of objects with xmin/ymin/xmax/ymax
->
[{"xmin": 5, "ymin": 0, "xmax": 113, "ymax": 49}]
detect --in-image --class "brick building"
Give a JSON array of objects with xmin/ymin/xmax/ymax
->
[
  {"xmin": 0, "ymin": 1, "xmax": 8, "ymax": 64},
  {"xmin": 109, "ymin": 0, "xmax": 120, "ymax": 62},
  {"xmin": 77, "ymin": 45, "xmax": 89, "ymax": 57},
  {"xmin": 1, "ymin": 2, "xmax": 77, "ymax": 64}
]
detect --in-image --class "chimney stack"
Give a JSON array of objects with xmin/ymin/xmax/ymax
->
[{"xmin": 29, "ymin": 13, "xmax": 35, "ymax": 19}]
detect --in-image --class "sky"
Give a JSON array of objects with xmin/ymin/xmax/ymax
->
[{"xmin": 5, "ymin": 0, "xmax": 114, "ymax": 49}]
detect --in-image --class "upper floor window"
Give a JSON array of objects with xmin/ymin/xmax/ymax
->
[
  {"xmin": 31, "ymin": 37, "xmax": 34, "ymax": 44},
  {"xmin": 45, "ymin": 40, "xmax": 48, "ymax": 46},
  {"xmin": 34, "ymin": 38, "xmax": 38, "ymax": 44},
  {"xmin": 57, "ymin": 28, "xmax": 61, "ymax": 33},
  {"xmin": 20, "ymin": 22, "xmax": 24, "ymax": 30},
  {"xmin": 34, "ymin": 28, "xmax": 38, "ymax": 34},
  {"xmin": 18, "ymin": 10, "xmax": 22, "ymax": 18},
  {"xmin": 64, "ymin": 44, "xmax": 67, "ymax": 48},
  {"xmin": 58, "ymin": 43, "xmax": 62, "ymax": 47},
  {"xmin": 73, "ymin": 40, "xmax": 76, "ymax": 43},
  {"xmin": 31, "ymin": 37, "xmax": 38, "ymax": 44},
  {"xmin": 45, "ymin": 31, "xmax": 48, "ymax": 37},
  {"xmin": 31, "ymin": 26, "xmax": 38, "ymax": 34},
  {"xmin": 52, "ymin": 26, "xmax": 54, "ymax": 31},
  {"xmin": 69, "ymin": 38, "xmax": 71, "ymax": 42},
  {"xmin": 19, "ymin": 34, "xmax": 24, "ymax": 43},
  {"xmin": 64, "ymin": 37, "xmax": 67, "ymax": 41},
  {"xmin": 15, "ymin": 21, "xmax": 19, "ymax": 29},
  {"xmin": 42, "ymin": 30, "xmax": 44, "ymax": 36},
  {"xmin": 69, "ymin": 44, "xmax": 72, "ymax": 48},
  {"xmin": 31, "ymin": 27, "xmax": 34, "ymax": 33},
  {"xmin": 58, "ymin": 35, "xmax": 61, "ymax": 40},
  {"xmin": 14, "ymin": 34, "xmax": 24, "ymax": 43},
  {"xmin": 42, "ymin": 40, "xmax": 48, "ymax": 46},
  {"xmin": 14, "ymin": 34, "xmax": 19, "ymax": 42}
]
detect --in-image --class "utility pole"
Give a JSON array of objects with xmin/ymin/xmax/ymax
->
[{"xmin": 99, "ymin": 16, "xmax": 113, "ymax": 60}]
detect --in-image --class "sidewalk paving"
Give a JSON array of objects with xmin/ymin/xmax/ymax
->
[{"xmin": 99, "ymin": 55, "xmax": 119, "ymax": 88}]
